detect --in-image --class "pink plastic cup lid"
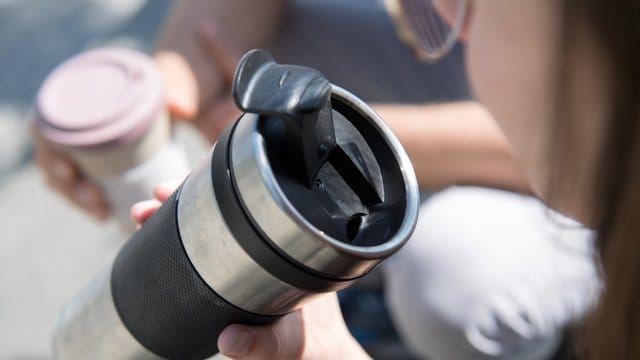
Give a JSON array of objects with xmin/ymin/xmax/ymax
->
[{"xmin": 35, "ymin": 47, "xmax": 164, "ymax": 148}]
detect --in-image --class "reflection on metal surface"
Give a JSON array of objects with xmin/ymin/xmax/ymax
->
[{"xmin": 178, "ymin": 146, "xmax": 317, "ymax": 316}]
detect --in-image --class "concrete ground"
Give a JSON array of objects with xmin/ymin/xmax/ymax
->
[{"xmin": 0, "ymin": 1, "xmax": 192, "ymax": 358}]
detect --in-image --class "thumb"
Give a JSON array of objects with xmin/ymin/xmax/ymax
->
[
  {"xmin": 218, "ymin": 313, "xmax": 305, "ymax": 360},
  {"xmin": 155, "ymin": 51, "xmax": 198, "ymax": 120}
]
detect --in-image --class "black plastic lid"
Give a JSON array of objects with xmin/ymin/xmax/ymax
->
[{"xmin": 233, "ymin": 50, "xmax": 407, "ymax": 248}]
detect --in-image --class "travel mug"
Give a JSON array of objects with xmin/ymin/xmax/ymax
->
[
  {"xmin": 52, "ymin": 49, "xmax": 419, "ymax": 359},
  {"xmin": 35, "ymin": 47, "xmax": 189, "ymax": 232}
]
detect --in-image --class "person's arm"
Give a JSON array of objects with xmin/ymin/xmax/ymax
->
[{"xmin": 375, "ymin": 101, "xmax": 531, "ymax": 193}]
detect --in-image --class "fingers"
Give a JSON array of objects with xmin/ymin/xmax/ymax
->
[
  {"xmin": 69, "ymin": 183, "xmax": 110, "ymax": 220},
  {"xmin": 33, "ymin": 127, "xmax": 110, "ymax": 220},
  {"xmin": 217, "ymin": 294, "xmax": 366, "ymax": 359},
  {"xmin": 153, "ymin": 178, "xmax": 183, "ymax": 201},
  {"xmin": 159, "ymin": 20, "xmax": 241, "ymax": 143},
  {"xmin": 131, "ymin": 199, "xmax": 163, "ymax": 228},
  {"xmin": 158, "ymin": 20, "xmax": 240, "ymax": 125},
  {"xmin": 131, "ymin": 179, "xmax": 183, "ymax": 227},
  {"xmin": 155, "ymin": 51, "xmax": 199, "ymax": 120},
  {"xmin": 41, "ymin": 160, "xmax": 109, "ymax": 220},
  {"xmin": 218, "ymin": 312, "xmax": 305, "ymax": 360}
]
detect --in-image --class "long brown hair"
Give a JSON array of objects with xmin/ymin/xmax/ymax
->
[{"xmin": 554, "ymin": 0, "xmax": 640, "ymax": 358}]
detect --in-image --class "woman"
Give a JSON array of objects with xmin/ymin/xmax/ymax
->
[
  {"xmin": 37, "ymin": 0, "xmax": 633, "ymax": 358},
  {"xmin": 174, "ymin": 0, "xmax": 637, "ymax": 358}
]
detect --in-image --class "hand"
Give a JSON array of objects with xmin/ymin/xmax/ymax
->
[
  {"xmin": 33, "ymin": 127, "xmax": 109, "ymax": 220},
  {"xmin": 193, "ymin": 22, "xmax": 243, "ymax": 142},
  {"xmin": 131, "ymin": 182, "xmax": 372, "ymax": 360},
  {"xmin": 32, "ymin": 75, "xmax": 195, "ymax": 220},
  {"xmin": 32, "ymin": 21, "xmax": 231, "ymax": 220},
  {"xmin": 217, "ymin": 294, "xmax": 370, "ymax": 359},
  {"xmin": 155, "ymin": 22, "xmax": 243, "ymax": 143}
]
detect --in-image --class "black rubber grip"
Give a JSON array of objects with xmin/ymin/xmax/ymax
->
[{"xmin": 110, "ymin": 188, "xmax": 278, "ymax": 360}]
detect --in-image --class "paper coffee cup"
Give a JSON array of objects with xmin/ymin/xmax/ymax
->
[{"xmin": 35, "ymin": 47, "xmax": 189, "ymax": 232}]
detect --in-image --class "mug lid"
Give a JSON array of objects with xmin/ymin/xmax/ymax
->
[
  {"xmin": 229, "ymin": 50, "xmax": 420, "ymax": 279},
  {"xmin": 35, "ymin": 47, "xmax": 164, "ymax": 148}
]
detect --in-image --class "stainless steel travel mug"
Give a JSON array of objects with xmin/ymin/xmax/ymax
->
[
  {"xmin": 35, "ymin": 47, "xmax": 189, "ymax": 232},
  {"xmin": 53, "ymin": 49, "xmax": 419, "ymax": 360}
]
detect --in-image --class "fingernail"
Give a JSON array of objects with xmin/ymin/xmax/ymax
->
[
  {"xmin": 218, "ymin": 326, "xmax": 253, "ymax": 357},
  {"xmin": 50, "ymin": 159, "xmax": 73, "ymax": 180}
]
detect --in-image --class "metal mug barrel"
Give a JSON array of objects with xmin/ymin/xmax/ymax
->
[{"xmin": 52, "ymin": 49, "xmax": 419, "ymax": 360}]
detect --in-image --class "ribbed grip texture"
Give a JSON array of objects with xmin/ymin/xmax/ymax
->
[{"xmin": 111, "ymin": 187, "xmax": 278, "ymax": 360}]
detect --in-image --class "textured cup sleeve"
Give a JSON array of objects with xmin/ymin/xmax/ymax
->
[{"xmin": 111, "ymin": 187, "xmax": 279, "ymax": 360}]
